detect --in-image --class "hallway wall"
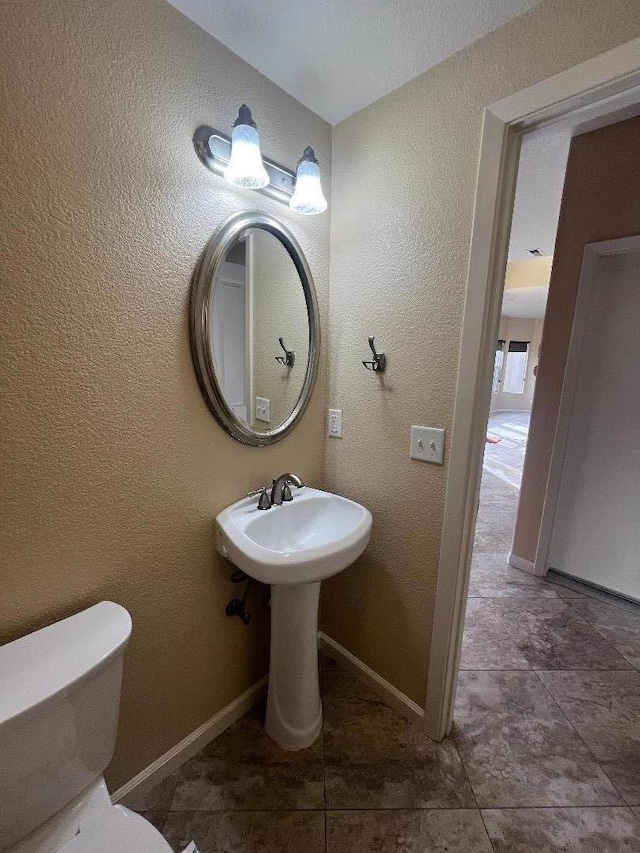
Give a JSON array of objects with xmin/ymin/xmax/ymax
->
[{"xmin": 513, "ymin": 114, "xmax": 640, "ymax": 566}]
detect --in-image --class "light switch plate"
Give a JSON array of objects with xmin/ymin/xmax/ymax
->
[
  {"xmin": 255, "ymin": 397, "xmax": 270, "ymax": 423},
  {"xmin": 410, "ymin": 425, "xmax": 445, "ymax": 464},
  {"xmin": 327, "ymin": 408, "xmax": 342, "ymax": 438}
]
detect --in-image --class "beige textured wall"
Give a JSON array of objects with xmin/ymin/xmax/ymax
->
[
  {"xmin": 251, "ymin": 229, "xmax": 309, "ymax": 428},
  {"xmin": 322, "ymin": 0, "xmax": 640, "ymax": 705},
  {"xmin": 0, "ymin": 0, "xmax": 330, "ymax": 789},
  {"xmin": 512, "ymin": 115, "xmax": 640, "ymax": 563}
]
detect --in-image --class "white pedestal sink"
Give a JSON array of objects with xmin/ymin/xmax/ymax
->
[{"xmin": 215, "ymin": 486, "xmax": 372, "ymax": 750}]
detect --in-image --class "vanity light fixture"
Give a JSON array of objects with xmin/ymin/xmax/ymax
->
[
  {"xmin": 193, "ymin": 107, "xmax": 327, "ymax": 215},
  {"xmin": 289, "ymin": 147, "xmax": 327, "ymax": 215},
  {"xmin": 223, "ymin": 105, "xmax": 269, "ymax": 189}
]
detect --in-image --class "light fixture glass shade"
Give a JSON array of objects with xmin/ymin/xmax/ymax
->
[
  {"xmin": 289, "ymin": 149, "xmax": 327, "ymax": 215},
  {"xmin": 223, "ymin": 116, "xmax": 269, "ymax": 189}
]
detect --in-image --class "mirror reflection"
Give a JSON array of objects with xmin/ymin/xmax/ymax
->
[{"xmin": 208, "ymin": 227, "xmax": 310, "ymax": 432}]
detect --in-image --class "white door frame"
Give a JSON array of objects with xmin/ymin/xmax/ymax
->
[
  {"xmin": 535, "ymin": 235, "xmax": 640, "ymax": 579},
  {"xmin": 424, "ymin": 37, "xmax": 640, "ymax": 741}
]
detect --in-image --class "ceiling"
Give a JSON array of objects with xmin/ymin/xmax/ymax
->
[
  {"xmin": 502, "ymin": 285, "xmax": 548, "ymax": 319},
  {"xmin": 508, "ymin": 129, "xmax": 571, "ymax": 262},
  {"xmin": 168, "ymin": 0, "xmax": 543, "ymax": 124},
  {"xmin": 502, "ymin": 127, "xmax": 571, "ymax": 319},
  {"xmin": 503, "ymin": 91, "xmax": 640, "ymax": 316}
]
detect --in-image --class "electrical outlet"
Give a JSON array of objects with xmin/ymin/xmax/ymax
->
[
  {"xmin": 255, "ymin": 397, "xmax": 270, "ymax": 423},
  {"xmin": 410, "ymin": 425, "xmax": 445, "ymax": 464},
  {"xmin": 327, "ymin": 408, "xmax": 342, "ymax": 438}
]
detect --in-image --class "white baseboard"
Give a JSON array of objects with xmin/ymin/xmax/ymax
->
[
  {"xmin": 114, "ymin": 636, "xmax": 425, "ymax": 807},
  {"xmin": 508, "ymin": 552, "xmax": 536, "ymax": 575},
  {"xmin": 318, "ymin": 632, "xmax": 424, "ymax": 723},
  {"xmin": 112, "ymin": 675, "xmax": 268, "ymax": 808}
]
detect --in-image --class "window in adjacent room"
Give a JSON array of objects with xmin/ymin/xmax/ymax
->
[{"xmin": 503, "ymin": 340, "xmax": 529, "ymax": 394}]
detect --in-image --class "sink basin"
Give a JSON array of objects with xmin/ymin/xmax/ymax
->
[
  {"xmin": 215, "ymin": 487, "xmax": 372, "ymax": 585},
  {"xmin": 215, "ymin": 485, "xmax": 372, "ymax": 751}
]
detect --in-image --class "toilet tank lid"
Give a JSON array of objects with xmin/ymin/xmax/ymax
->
[{"xmin": 0, "ymin": 601, "xmax": 132, "ymax": 726}]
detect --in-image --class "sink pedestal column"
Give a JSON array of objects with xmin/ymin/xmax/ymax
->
[{"xmin": 265, "ymin": 581, "xmax": 322, "ymax": 750}]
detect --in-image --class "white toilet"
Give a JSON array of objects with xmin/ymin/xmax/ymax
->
[{"xmin": 0, "ymin": 601, "xmax": 173, "ymax": 853}]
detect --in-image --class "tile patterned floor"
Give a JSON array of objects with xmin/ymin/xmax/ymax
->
[{"xmin": 131, "ymin": 412, "xmax": 640, "ymax": 850}]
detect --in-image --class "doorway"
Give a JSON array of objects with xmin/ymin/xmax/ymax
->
[
  {"xmin": 424, "ymin": 37, "xmax": 640, "ymax": 742},
  {"xmin": 545, "ymin": 238, "xmax": 640, "ymax": 603},
  {"xmin": 209, "ymin": 236, "xmax": 253, "ymax": 422},
  {"xmin": 473, "ymin": 127, "xmax": 563, "ymax": 560},
  {"xmin": 481, "ymin": 127, "xmax": 572, "ymax": 576}
]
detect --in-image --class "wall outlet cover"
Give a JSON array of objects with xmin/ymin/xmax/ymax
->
[
  {"xmin": 255, "ymin": 397, "xmax": 270, "ymax": 423},
  {"xmin": 327, "ymin": 408, "xmax": 343, "ymax": 438},
  {"xmin": 410, "ymin": 425, "xmax": 445, "ymax": 464}
]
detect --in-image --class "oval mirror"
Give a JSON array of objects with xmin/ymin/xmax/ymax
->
[{"xmin": 190, "ymin": 212, "xmax": 320, "ymax": 445}]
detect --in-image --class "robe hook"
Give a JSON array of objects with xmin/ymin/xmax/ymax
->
[
  {"xmin": 275, "ymin": 336, "xmax": 295, "ymax": 367},
  {"xmin": 362, "ymin": 336, "xmax": 386, "ymax": 372}
]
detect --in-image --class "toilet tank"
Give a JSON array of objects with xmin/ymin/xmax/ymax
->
[{"xmin": 0, "ymin": 602, "xmax": 132, "ymax": 851}]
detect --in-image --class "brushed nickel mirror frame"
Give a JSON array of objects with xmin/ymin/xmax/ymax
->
[{"xmin": 190, "ymin": 211, "xmax": 320, "ymax": 446}]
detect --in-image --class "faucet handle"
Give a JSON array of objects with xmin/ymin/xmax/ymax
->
[
  {"xmin": 247, "ymin": 486, "xmax": 272, "ymax": 510},
  {"xmin": 282, "ymin": 482, "xmax": 293, "ymax": 502}
]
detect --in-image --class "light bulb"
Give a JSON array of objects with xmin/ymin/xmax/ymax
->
[
  {"xmin": 289, "ymin": 147, "xmax": 327, "ymax": 215},
  {"xmin": 223, "ymin": 105, "xmax": 269, "ymax": 189}
]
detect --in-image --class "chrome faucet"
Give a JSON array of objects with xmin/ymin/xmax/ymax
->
[{"xmin": 270, "ymin": 473, "xmax": 304, "ymax": 506}]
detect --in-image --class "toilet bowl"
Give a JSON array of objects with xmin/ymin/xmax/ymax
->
[{"xmin": 0, "ymin": 602, "xmax": 173, "ymax": 853}]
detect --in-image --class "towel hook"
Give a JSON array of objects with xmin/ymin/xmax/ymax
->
[
  {"xmin": 362, "ymin": 336, "xmax": 387, "ymax": 372},
  {"xmin": 275, "ymin": 337, "xmax": 295, "ymax": 368}
]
